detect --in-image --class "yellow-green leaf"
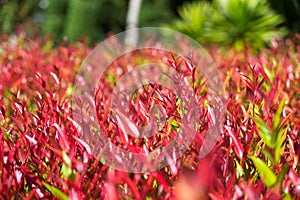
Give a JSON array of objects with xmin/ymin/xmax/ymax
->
[
  {"xmin": 42, "ymin": 182, "xmax": 69, "ymax": 200},
  {"xmin": 250, "ymin": 156, "xmax": 277, "ymax": 187},
  {"xmin": 61, "ymin": 163, "xmax": 72, "ymax": 179},
  {"xmin": 254, "ymin": 116, "xmax": 274, "ymax": 148},
  {"xmin": 273, "ymin": 98, "xmax": 285, "ymax": 130},
  {"xmin": 62, "ymin": 151, "xmax": 71, "ymax": 167},
  {"xmin": 274, "ymin": 127, "xmax": 287, "ymax": 163}
]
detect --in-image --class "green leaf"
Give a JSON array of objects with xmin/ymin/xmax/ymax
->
[
  {"xmin": 42, "ymin": 182, "xmax": 69, "ymax": 200},
  {"xmin": 250, "ymin": 156, "xmax": 277, "ymax": 187},
  {"xmin": 274, "ymin": 127, "xmax": 287, "ymax": 163},
  {"xmin": 261, "ymin": 149, "xmax": 275, "ymax": 164},
  {"xmin": 61, "ymin": 163, "xmax": 72, "ymax": 179},
  {"xmin": 236, "ymin": 160, "xmax": 244, "ymax": 178},
  {"xmin": 254, "ymin": 116, "xmax": 274, "ymax": 148},
  {"xmin": 100, "ymin": 157, "xmax": 106, "ymax": 164},
  {"xmin": 276, "ymin": 163, "xmax": 289, "ymax": 186},
  {"xmin": 283, "ymin": 191, "xmax": 293, "ymax": 200},
  {"xmin": 273, "ymin": 98, "xmax": 285, "ymax": 130},
  {"xmin": 62, "ymin": 151, "xmax": 71, "ymax": 167}
]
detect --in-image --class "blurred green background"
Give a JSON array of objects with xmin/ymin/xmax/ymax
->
[
  {"xmin": 0, "ymin": 0, "xmax": 185, "ymax": 41},
  {"xmin": 0, "ymin": 0, "xmax": 299, "ymax": 46}
]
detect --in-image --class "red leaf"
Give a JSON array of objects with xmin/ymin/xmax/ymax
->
[{"xmin": 225, "ymin": 126, "xmax": 244, "ymax": 160}]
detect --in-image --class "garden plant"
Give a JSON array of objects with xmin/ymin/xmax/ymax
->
[
  {"xmin": 0, "ymin": 0, "xmax": 299, "ymax": 199},
  {"xmin": 0, "ymin": 28, "xmax": 299, "ymax": 199}
]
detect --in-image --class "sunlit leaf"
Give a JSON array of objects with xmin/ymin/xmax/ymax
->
[
  {"xmin": 273, "ymin": 98, "xmax": 285, "ymax": 130},
  {"xmin": 254, "ymin": 116, "xmax": 274, "ymax": 148},
  {"xmin": 250, "ymin": 156, "xmax": 277, "ymax": 187},
  {"xmin": 61, "ymin": 163, "xmax": 72, "ymax": 179},
  {"xmin": 42, "ymin": 182, "xmax": 69, "ymax": 200},
  {"xmin": 274, "ymin": 127, "xmax": 287, "ymax": 163}
]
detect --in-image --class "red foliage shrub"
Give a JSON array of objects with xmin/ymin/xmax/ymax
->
[{"xmin": 0, "ymin": 34, "xmax": 299, "ymax": 199}]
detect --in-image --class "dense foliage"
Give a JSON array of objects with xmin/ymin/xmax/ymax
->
[
  {"xmin": 0, "ymin": 0, "xmax": 41, "ymax": 36},
  {"xmin": 1, "ymin": 0, "xmax": 299, "ymax": 42},
  {"xmin": 269, "ymin": 0, "xmax": 300, "ymax": 32},
  {"xmin": 171, "ymin": 0, "xmax": 286, "ymax": 49},
  {"xmin": 43, "ymin": 0, "xmax": 176, "ymax": 42},
  {"xmin": 0, "ymin": 34, "xmax": 299, "ymax": 199}
]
